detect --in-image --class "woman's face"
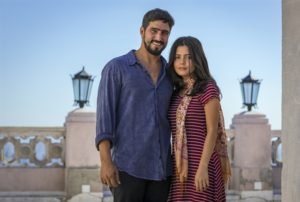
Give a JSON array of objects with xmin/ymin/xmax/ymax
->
[{"xmin": 174, "ymin": 45, "xmax": 195, "ymax": 81}]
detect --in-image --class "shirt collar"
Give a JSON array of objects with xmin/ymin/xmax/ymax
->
[
  {"xmin": 127, "ymin": 50, "xmax": 168, "ymax": 70},
  {"xmin": 127, "ymin": 50, "xmax": 138, "ymax": 66}
]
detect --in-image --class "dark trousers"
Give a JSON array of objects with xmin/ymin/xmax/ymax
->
[{"xmin": 111, "ymin": 171, "xmax": 171, "ymax": 202}]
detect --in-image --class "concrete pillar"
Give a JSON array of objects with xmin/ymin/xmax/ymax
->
[
  {"xmin": 231, "ymin": 112, "xmax": 272, "ymax": 200},
  {"xmin": 64, "ymin": 108, "xmax": 101, "ymax": 199},
  {"xmin": 282, "ymin": 0, "xmax": 300, "ymax": 201}
]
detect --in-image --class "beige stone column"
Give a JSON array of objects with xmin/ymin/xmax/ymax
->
[
  {"xmin": 64, "ymin": 108, "xmax": 101, "ymax": 199},
  {"xmin": 282, "ymin": 0, "xmax": 300, "ymax": 201},
  {"xmin": 231, "ymin": 112, "xmax": 272, "ymax": 200}
]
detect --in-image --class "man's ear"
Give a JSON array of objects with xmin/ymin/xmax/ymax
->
[{"xmin": 140, "ymin": 27, "xmax": 144, "ymax": 35}]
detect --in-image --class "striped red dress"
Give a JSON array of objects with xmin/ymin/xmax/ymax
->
[{"xmin": 168, "ymin": 82, "xmax": 226, "ymax": 202}]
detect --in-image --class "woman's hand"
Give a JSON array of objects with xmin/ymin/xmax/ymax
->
[{"xmin": 194, "ymin": 164, "xmax": 209, "ymax": 192}]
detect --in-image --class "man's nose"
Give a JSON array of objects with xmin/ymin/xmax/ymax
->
[{"xmin": 154, "ymin": 32, "xmax": 163, "ymax": 41}]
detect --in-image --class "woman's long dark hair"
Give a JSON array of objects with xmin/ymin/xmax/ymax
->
[{"xmin": 168, "ymin": 36, "xmax": 219, "ymax": 95}]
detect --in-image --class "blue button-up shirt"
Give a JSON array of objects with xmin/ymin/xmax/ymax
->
[{"xmin": 95, "ymin": 50, "xmax": 172, "ymax": 180}]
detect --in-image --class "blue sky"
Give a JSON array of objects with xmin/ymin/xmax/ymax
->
[{"xmin": 0, "ymin": 0, "xmax": 282, "ymax": 129}]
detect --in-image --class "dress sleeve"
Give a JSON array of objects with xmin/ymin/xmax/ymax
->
[{"xmin": 200, "ymin": 82, "xmax": 220, "ymax": 105}]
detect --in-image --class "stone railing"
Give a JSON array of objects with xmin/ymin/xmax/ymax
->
[
  {"xmin": 271, "ymin": 130, "xmax": 282, "ymax": 166},
  {"xmin": 0, "ymin": 127, "xmax": 65, "ymax": 168},
  {"xmin": 271, "ymin": 130, "xmax": 282, "ymax": 195}
]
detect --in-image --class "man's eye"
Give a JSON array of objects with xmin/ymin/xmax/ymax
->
[{"xmin": 162, "ymin": 31, "xmax": 169, "ymax": 36}]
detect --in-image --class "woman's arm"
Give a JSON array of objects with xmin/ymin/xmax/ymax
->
[{"xmin": 195, "ymin": 98, "xmax": 220, "ymax": 192}]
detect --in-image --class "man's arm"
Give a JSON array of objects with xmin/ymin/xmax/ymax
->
[{"xmin": 96, "ymin": 60, "xmax": 122, "ymax": 187}]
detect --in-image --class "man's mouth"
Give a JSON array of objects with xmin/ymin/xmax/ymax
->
[{"xmin": 152, "ymin": 40, "xmax": 164, "ymax": 47}]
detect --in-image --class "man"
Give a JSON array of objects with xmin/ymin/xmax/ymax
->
[{"xmin": 95, "ymin": 8, "xmax": 175, "ymax": 202}]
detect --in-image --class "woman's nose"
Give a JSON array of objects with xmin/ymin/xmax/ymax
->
[{"xmin": 180, "ymin": 57, "xmax": 186, "ymax": 64}]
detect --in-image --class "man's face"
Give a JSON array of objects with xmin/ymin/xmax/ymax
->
[{"xmin": 141, "ymin": 20, "xmax": 171, "ymax": 56}]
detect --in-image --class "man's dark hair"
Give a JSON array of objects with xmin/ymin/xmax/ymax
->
[{"xmin": 142, "ymin": 8, "xmax": 175, "ymax": 29}]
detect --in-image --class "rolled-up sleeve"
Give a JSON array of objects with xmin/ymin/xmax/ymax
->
[{"xmin": 95, "ymin": 60, "xmax": 121, "ymax": 150}]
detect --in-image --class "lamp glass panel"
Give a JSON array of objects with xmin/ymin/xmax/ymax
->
[
  {"xmin": 240, "ymin": 84, "xmax": 245, "ymax": 103},
  {"xmin": 79, "ymin": 79, "xmax": 89, "ymax": 101},
  {"xmin": 72, "ymin": 79, "xmax": 79, "ymax": 100},
  {"xmin": 87, "ymin": 80, "xmax": 94, "ymax": 102},
  {"xmin": 251, "ymin": 82, "xmax": 260, "ymax": 104},
  {"xmin": 243, "ymin": 82, "xmax": 253, "ymax": 104}
]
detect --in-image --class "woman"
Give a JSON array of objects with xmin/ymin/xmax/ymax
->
[{"xmin": 167, "ymin": 36, "xmax": 230, "ymax": 202}]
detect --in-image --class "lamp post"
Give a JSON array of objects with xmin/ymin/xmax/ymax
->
[
  {"xmin": 71, "ymin": 67, "xmax": 94, "ymax": 108},
  {"xmin": 240, "ymin": 71, "xmax": 261, "ymax": 111}
]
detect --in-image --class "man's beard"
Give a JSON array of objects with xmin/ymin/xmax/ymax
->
[{"xmin": 144, "ymin": 40, "xmax": 166, "ymax": 56}]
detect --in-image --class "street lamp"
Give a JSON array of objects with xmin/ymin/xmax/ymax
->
[
  {"xmin": 240, "ymin": 71, "xmax": 261, "ymax": 111},
  {"xmin": 71, "ymin": 67, "xmax": 94, "ymax": 108}
]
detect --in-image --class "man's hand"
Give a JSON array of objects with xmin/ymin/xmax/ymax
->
[
  {"xmin": 100, "ymin": 160, "xmax": 120, "ymax": 188},
  {"xmin": 99, "ymin": 140, "xmax": 120, "ymax": 187}
]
